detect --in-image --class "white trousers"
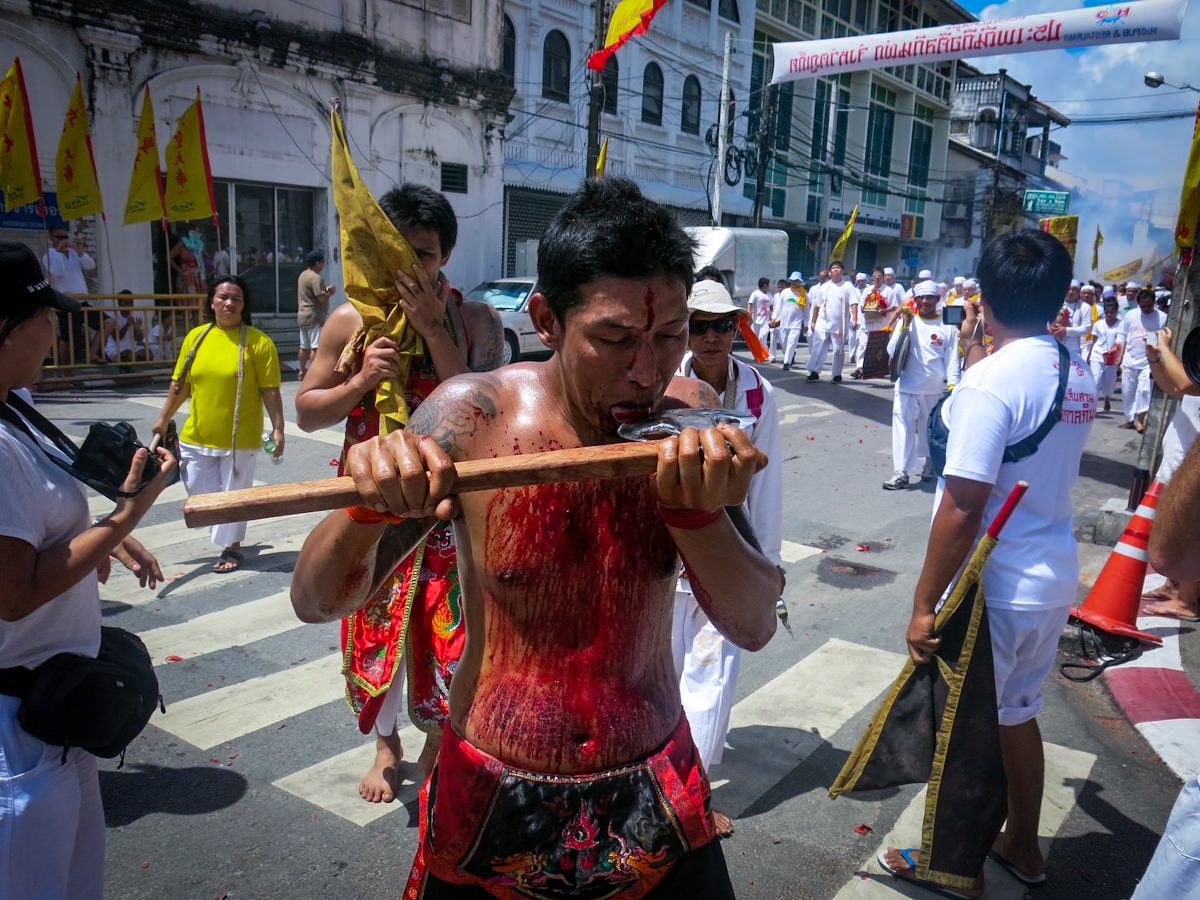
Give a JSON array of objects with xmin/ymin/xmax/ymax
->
[
  {"xmin": 807, "ymin": 324, "xmax": 845, "ymax": 378},
  {"xmin": 671, "ymin": 587, "xmax": 740, "ymax": 769},
  {"xmin": 779, "ymin": 325, "xmax": 804, "ymax": 366},
  {"xmin": 845, "ymin": 325, "xmax": 860, "ymax": 368},
  {"xmin": 1090, "ymin": 356, "xmax": 1118, "ymax": 400},
  {"xmin": 854, "ymin": 323, "xmax": 871, "ymax": 367},
  {"xmin": 0, "ymin": 698, "xmax": 104, "ymax": 899},
  {"xmin": 373, "ymin": 665, "xmax": 408, "ymax": 738},
  {"xmin": 892, "ymin": 390, "xmax": 938, "ymax": 476},
  {"xmin": 1122, "ymin": 363, "xmax": 1152, "ymax": 420},
  {"xmin": 180, "ymin": 443, "xmax": 259, "ymax": 547}
]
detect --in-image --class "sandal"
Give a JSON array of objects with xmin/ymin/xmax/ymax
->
[
  {"xmin": 213, "ymin": 549, "xmax": 243, "ymax": 573},
  {"xmin": 877, "ymin": 848, "xmax": 979, "ymax": 899}
]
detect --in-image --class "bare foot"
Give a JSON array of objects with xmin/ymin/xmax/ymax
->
[
  {"xmin": 1142, "ymin": 582, "xmax": 1179, "ymax": 604},
  {"xmin": 359, "ymin": 731, "xmax": 403, "ymax": 803},
  {"xmin": 712, "ymin": 810, "xmax": 735, "ymax": 839},
  {"xmin": 1118, "ymin": 421, "xmax": 1136, "ymax": 430},
  {"xmin": 415, "ymin": 731, "xmax": 441, "ymax": 782},
  {"xmin": 991, "ymin": 832, "xmax": 1044, "ymax": 883},
  {"xmin": 878, "ymin": 847, "xmax": 983, "ymax": 898},
  {"xmin": 1143, "ymin": 601, "xmax": 1200, "ymax": 621}
]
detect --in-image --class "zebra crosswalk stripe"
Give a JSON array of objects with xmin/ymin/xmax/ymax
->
[
  {"xmin": 122, "ymin": 394, "xmax": 347, "ymax": 446},
  {"xmin": 137, "ymin": 590, "xmax": 303, "ymax": 664}
]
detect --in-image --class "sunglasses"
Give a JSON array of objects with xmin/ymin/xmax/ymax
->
[{"xmin": 689, "ymin": 316, "xmax": 739, "ymax": 336}]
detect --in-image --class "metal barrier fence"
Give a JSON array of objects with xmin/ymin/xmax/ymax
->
[{"xmin": 40, "ymin": 294, "xmax": 207, "ymax": 384}]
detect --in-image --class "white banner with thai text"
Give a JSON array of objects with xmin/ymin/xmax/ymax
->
[{"xmin": 771, "ymin": 0, "xmax": 1186, "ymax": 84}]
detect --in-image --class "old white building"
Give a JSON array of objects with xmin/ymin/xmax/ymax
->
[{"xmin": 0, "ymin": 0, "xmax": 510, "ymax": 343}]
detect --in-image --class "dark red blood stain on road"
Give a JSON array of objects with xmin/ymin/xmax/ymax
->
[
  {"xmin": 476, "ymin": 476, "xmax": 677, "ymax": 771},
  {"xmin": 643, "ymin": 288, "xmax": 656, "ymax": 331},
  {"xmin": 854, "ymin": 823, "xmax": 873, "ymax": 835}
]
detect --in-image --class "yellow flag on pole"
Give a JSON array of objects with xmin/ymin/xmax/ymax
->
[
  {"xmin": 0, "ymin": 58, "xmax": 45, "ymax": 214},
  {"xmin": 124, "ymin": 87, "xmax": 166, "ymax": 226},
  {"xmin": 830, "ymin": 204, "xmax": 858, "ymax": 263},
  {"xmin": 1102, "ymin": 257, "xmax": 1143, "ymax": 282},
  {"xmin": 1039, "ymin": 215, "xmax": 1078, "ymax": 261},
  {"xmin": 587, "ymin": 0, "xmax": 669, "ymax": 71},
  {"xmin": 55, "ymin": 74, "xmax": 104, "ymax": 219},
  {"xmin": 1175, "ymin": 108, "xmax": 1200, "ymax": 254},
  {"xmin": 1091, "ymin": 224, "xmax": 1103, "ymax": 272},
  {"xmin": 329, "ymin": 105, "xmax": 425, "ymax": 435},
  {"xmin": 164, "ymin": 88, "xmax": 217, "ymax": 223},
  {"xmin": 595, "ymin": 137, "xmax": 609, "ymax": 178}
]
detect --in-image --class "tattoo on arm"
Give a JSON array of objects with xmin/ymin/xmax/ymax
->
[
  {"xmin": 470, "ymin": 308, "xmax": 506, "ymax": 372},
  {"xmin": 407, "ymin": 374, "xmax": 501, "ymax": 456}
]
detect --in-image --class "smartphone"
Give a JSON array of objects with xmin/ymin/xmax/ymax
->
[
  {"xmin": 942, "ymin": 305, "xmax": 966, "ymax": 326},
  {"xmin": 1146, "ymin": 332, "xmax": 1159, "ymax": 348}
]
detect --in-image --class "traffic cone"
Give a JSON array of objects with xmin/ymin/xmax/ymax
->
[{"xmin": 1069, "ymin": 481, "xmax": 1163, "ymax": 645}]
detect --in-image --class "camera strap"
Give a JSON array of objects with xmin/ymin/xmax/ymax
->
[{"xmin": 0, "ymin": 394, "xmax": 143, "ymax": 499}]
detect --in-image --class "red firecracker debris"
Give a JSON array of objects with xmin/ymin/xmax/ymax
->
[
  {"xmin": 806, "ymin": 435, "xmax": 816, "ymax": 441},
  {"xmin": 854, "ymin": 824, "xmax": 873, "ymax": 835},
  {"xmin": 165, "ymin": 655, "xmax": 184, "ymax": 662},
  {"xmin": 856, "ymin": 544, "xmax": 870, "ymax": 552},
  {"xmin": 139, "ymin": 862, "xmax": 151, "ymax": 869},
  {"xmin": 329, "ymin": 457, "xmax": 340, "ymax": 467}
]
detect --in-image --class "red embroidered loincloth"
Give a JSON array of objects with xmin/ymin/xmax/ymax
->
[
  {"xmin": 404, "ymin": 715, "xmax": 716, "ymax": 899},
  {"xmin": 339, "ymin": 287, "xmax": 468, "ymax": 734}
]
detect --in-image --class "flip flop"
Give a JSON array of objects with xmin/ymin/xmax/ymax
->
[
  {"xmin": 1142, "ymin": 604, "xmax": 1200, "ymax": 623},
  {"xmin": 213, "ymin": 549, "xmax": 243, "ymax": 573},
  {"xmin": 989, "ymin": 850, "xmax": 1047, "ymax": 888},
  {"xmin": 876, "ymin": 849, "xmax": 978, "ymax": 900}
]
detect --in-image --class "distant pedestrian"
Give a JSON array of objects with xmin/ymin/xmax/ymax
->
[
  {"xmin": 1117, "ymin": 286, "xmax": 1167, "ymax": 434},
  {"xmin": 806, "ymin": 261, "xmax": 854, "ymax": 383},
  {"xmin": 771, "ymin": 271, "xmax": 807, "ymax": 370},
  {"xmin": 748, "ymin": 277, "xmax": 774, "ymax": 360},
  {"xmin": 297, "ymin": 251, "xmax": 336, "ymax": 380},
  {"xmin": 42, "ymin": 223, "xmax": 96, "ymax": 364},
  {"xmin": 1087, "ymin": 298, "xmax": 1121, "ymax": 413}
]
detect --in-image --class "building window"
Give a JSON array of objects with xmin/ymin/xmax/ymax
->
[
  {"xmin": 975, "ymin": 109, "xmax": 997, "ymax": 152},
  {"xmin": 905, "ymin": 105, "xmax": 933, "ymax": 226},
  {"xmin": 775, "ymin": 81, "xmax": 794, "ymax": 152},
  {"xmin": 441, "ymin": 163, "xmax": 469, "ymax": 194},
  {"xmin": 642, "ymin": 63, "xmax": 664, "ymax": 126},
  {"xmin": 681, "ymin": 75, "xmax": 702, "ymax": 135},
  {"xmin": 864, "ymin": 83, "xmax": 896, "ymax": 207},
  {"xmin": 502, "ymin": 16, "xmax": 516, "ymax": 86},
  {"xmin": 718, "ymin": 0, "xmax": 740, "ymax": 22},
  {"xmin": 542, "ymin": 30, "xmax": 571, "ymax": 102},
  {"xmin": 602, "ymin": 57, "xmax": 618, "ymax": 115}
]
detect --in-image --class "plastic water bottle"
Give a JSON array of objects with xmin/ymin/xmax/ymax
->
[{"xmin": 262, "ymin": 432, "xmax": 283, "ymax": 465}]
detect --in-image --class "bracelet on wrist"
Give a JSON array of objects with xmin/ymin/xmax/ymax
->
[
  {"xmin": 657, "ymin": 504, "xmax": 723, "ymax": 530},
  {"xmin": 344, "ymin": 506, "xmax": 406, "ymax": 525}
]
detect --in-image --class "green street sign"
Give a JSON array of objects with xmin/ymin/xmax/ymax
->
[{"xmin": 1023, "ymin": 190, "xmax": 1071, "ymax": 215}]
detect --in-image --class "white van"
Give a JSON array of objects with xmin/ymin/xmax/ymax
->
[{"xmin": 686, "ymin": 227, "xmax": 790, "ymax": 304}]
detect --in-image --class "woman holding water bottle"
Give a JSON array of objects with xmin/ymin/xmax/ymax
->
[{"xmin": 152, "ymin": 275, "xmax": 283, "ymax": 572}]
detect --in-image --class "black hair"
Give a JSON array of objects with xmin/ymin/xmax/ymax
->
[
  {"xmin": 204, "ymin": 275, "xmax": 254, "ymax": 326},
  {"xmin": 872, "ymin": 266, "xmax": 884, "ymax": 276},
  {"xmin": 976, "ymin": 229, "xmax": 1072, "ymax": 331},
  {"xmin": 47, "ymin": 223, "xmax": 68, "ymax": 236},
  {"xmin": 537, "ymin": 178, "xmax": 696, "ymax": 322},
  {"xmin": 695, "ymin": 264, "xmax": 724, "ymax": 284},
  {"xmin": 1137, "ymin": 286, "xmax": 1156, "ymax": 301},
  {"xmin": 758, "ymin": 277, "xmax": 769, "ymax": 289},
  {"xmin": 378, "ymin": 183, "xmax": 457, "ymax": 256}
]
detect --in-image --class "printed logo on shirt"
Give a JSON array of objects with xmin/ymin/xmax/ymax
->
[
  {"xmin": 1062, "ymin": 386, "xmax": 1096, "ymax": 425},
  {"xmin": 929, "ymin": 333, "xmax": 944, "ymax": 348}
]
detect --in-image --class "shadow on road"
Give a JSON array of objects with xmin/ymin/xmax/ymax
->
[{"xmin": 101, "ymin": 763, "xmax": 248, "ymax": 826}]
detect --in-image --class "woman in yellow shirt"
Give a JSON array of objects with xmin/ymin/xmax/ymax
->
[{"xmin": 153, "ymin": 276, "xmax": 284, "ymax": 572}]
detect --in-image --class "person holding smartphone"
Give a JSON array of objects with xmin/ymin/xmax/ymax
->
[{"xmin": 882, "ymin": 280, "xmax": 961, "ymax": 490}]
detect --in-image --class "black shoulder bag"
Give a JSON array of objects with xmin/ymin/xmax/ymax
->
[{"xmin": 928, "ymin": 341, "xmax": 1070, "ymax": 478}]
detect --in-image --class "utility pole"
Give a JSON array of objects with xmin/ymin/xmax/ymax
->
[
  {"xmin": 711, "ymin": 31, "xmax": 733, "ymax": 227},
  {"xmin": 751, "ymin": 84, "xmax": 777, "ymax": 228},
  {"xmin": 585, "ymin": 0, "xmax": 608, "ymax": 177},
  {"xmin": 984, "ymin": 67, "xmax": 1008, "ymax": 243}
]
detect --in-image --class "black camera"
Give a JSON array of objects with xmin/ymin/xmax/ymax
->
[
  {"xmin": 74, "ymin": 422, "xmax": 162, "ymax": 496},
  {"xmin": 1182, "ymin": 325, "xmax": 1200, "ymax": 387}
]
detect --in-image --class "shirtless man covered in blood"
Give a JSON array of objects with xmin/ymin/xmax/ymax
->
[{"xmin": 292, "ymin": 178, "xmax": 782, "ymax": 897}]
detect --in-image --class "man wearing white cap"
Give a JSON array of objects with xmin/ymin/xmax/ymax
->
[
  {"xmin": 848, "ymin": 273, "xmax": 867, "ymax": 363},
  {"xmin": 1050, "ymin": 278, "xmax": 1092, "ymax": 356},
  {"xmin": 771, "ymin": 271, "xmax": 808, "ymax": 369},
  {"xmin": 945, "ymin": 275, "xmax": 966, "ymax": 306},
  {"xmin": 807, "ymin": 261, "xmax": 855, "ymax": 383},
  {"xmin": 883, "ymin": 280, "xmax": 961, "ymax": 489},
  {"xmin": 852, "ymin": 266, "xmax": 892, "ymax": 378},
  {"xmin": 902, "ymin": 269, "xmax": 934, "ymax": 305},
  {"xmin": 883, "ymin": 266, "xmax": 906, "ymax": 309},
  {"xmin": 675, "ymin": 279, "xmax": 783, "ymax": 834}
]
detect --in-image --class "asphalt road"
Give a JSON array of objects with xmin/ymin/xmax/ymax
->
[{"xmin": 30, "ymin": 348, "xmax": 1183, "ymax": 900}]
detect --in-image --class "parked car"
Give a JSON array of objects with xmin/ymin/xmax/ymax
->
[{"xmin": 464, "ymin": 277, "xmax": 543, "ymax": 364}]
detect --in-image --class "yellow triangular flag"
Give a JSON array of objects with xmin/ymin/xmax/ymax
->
[
  {"xmin": 330, "ymin": 106, "xmax": 424, "ymax": 435},
  {"xmin": 1091, "ymin": 224, "xmax": 1103, "ymax": 272},
  {"xmin": 595, "ymin": 137, "xmax": 609, "ymax": 178},
  {"xmin": 124, "ymin": 87, "xmax": 166, "ymax": 226},
  {"xmin": 1175, "ymin": 115, "xmax": 1200, "ymax": 254},
  {"xmin": 164, "ymin": 89, "xmax": 216, "ymax": 223},
  {"xmin": 0, "ymin": 58, "xmax": 44, "ymax": 213},
  {"xmin": 830, "ymin": 204, "xmax": 858, "ymax": 263},
  {"xmin": 1102, "ymin": 257, "xmax": 1143, "ymax": 282},
  {"xmin": 55, "ymin": 74, "xmax": 104, "ymax": 219}
]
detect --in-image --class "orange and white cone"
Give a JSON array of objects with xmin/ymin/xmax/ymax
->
[{"xmin": 1069, "ymin": 481, "xmax": 1163, "ymax": 645}]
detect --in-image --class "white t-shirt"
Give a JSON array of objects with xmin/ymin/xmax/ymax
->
[
  {"xmin": 1118, "ymin": 308, "xmax": 1168, "ymax": 368},
  {"xmin": 936, "ymin": 335, "xmax": 1096, "ymax": 610},
  {"xmin": 1058, "ymin": 300, "xmax": 1093, "ymax": 357},
  {"xmin": 0, "ymin": 411, "xmax": 100, "ymax": 669},
  {"xmin": 40, "ymin": 248, "xmax": 95, "ymax": 295},
  {"xmin": 885, "ymin": 282, "xmax": 906, "ymax": 308},
  {"xmin": 888, "ymin": 315, "xmax": 961, "ymax": 395},
  {"xmin": 818, "ymin": 281, "xmax": 856, "ymax": 335},
  {"xmin": 1089, "ymin": 317, "xmax": 1121, "ymax": 360},
  {"xmin": 748, "ymin": 289, "xmax": 772, "ymax": 322},
  {"xmin": 860, "ymin": 284, "xmax": 891, "ymax": 332},
  {"xmin": 104, "ymin": 310, "xmax": 144, "ymax": 359},
  {"xmin": 773, "ymin": 288, "xmax": 806, "ymax": 328}
]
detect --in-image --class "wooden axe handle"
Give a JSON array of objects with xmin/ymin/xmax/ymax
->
[{"xmin": 182, "ymin": 440, "xmax": 662, "ymax": 528}]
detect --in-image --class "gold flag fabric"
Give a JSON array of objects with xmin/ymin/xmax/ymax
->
[
  {"xmin": 164, "ymin": 89, "xmax": 216, "ymax": 223},
  {"xmin": 830, "ymin": 204, "xmax": 858, "ymax": 263},
  {"xmin": 1092, "ymin": 224, "xmax": 1103, "ymax": 273},
  {"xmin": 124, "ymin": 87, "xmax": 166, "ymax": 225},
  {"xmin": 1102, "ymin": 257, "xmax": 1144, "ymax": 282},
  {"xmin": 595, "ymin": 137, "xmax": 609, "ymax": 178},
  {"xmin": 55, "ymin": 74, "xmax": 104, "ymax": 219},
  {"xmin": 1040, "ymin": 215, "xmax": 1078, "ymax": 261},
  {"xmin": 330, "ymin": 107, "xmax": 424, "ymax": 435},
  {"xmin": 829, "ymin": 495, "xmax": 1022, "ymax": 890},
  {"xmin": 587, "ymin": 0, "xmax": 669, "ymax": 71},
  {"xmin": 0, "ymin": 58, "xmax": 44, "ymax": 213},
  {"xmin": 1175, "ymin": 113, "xmax": 1200, "ymax": 254}
]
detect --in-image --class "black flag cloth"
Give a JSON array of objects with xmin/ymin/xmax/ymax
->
[{"xmin": 829, "ymin": 483, "xmax": 1028, "ymax": 891}]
